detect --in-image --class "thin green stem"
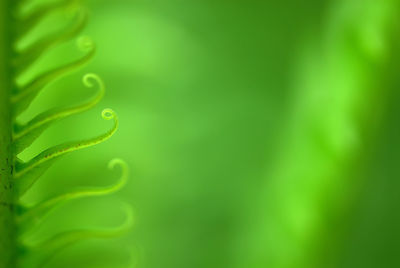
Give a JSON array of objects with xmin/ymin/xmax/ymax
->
[{"xmin": 0, "ymin": 0, "xmax": 17, "ymax": 267}]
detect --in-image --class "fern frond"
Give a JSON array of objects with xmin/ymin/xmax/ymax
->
[
  {"xmin": 0, "ymin": 1, "xmax": 132, "ymax": 266},
  {"xmin": 15, "ymin": 0, "xmax": 77, "ymax": 40},
  {"xmin": 13, "ymin": 73, "xmax": 105, "ymax": 154},
  {"xmin": 14, "ymin": 6, "xmax": 88, "ymax": 76},
  {"xmin": 17, "ymin": 159, "xmax": 128, "ymax": 229},
  {"xmin": 20, "ymin": 205, "xmax": 133, "ymax": 268},
  {"xmin": 14, "ymin": 109, "xmax": 119, "ymax": 196},
  {"xmin": 11, "ymin": 36, "xmax": 95, "ymax": 117}
]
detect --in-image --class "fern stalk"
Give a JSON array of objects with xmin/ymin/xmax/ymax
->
[
  {"xmin": 0, "ymin": 88, "xmax": 16, "ymax": 260},
  {"xmin": 0, "ymin": 0, "xmax": 17, "ymax": 267}
]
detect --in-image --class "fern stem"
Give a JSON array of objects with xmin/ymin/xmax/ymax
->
[{"xmin": 0, "ymin": 1, "xmax": 17, "ymax": 267}]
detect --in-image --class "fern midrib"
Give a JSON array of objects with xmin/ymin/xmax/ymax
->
[{"xmin": 0, "ymin": 0, "xmax": 17, "ymax": 267}]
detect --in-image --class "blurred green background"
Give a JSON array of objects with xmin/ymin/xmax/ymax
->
[{"xmin": 17, "ymin": 0, "xmax": 400, "ymax": 267}]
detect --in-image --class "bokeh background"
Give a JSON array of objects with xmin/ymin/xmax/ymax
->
[{"xmin": 17, "ymin": 0, "xmax": 400, "ymax": 267}]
